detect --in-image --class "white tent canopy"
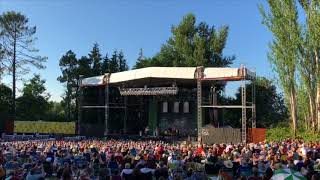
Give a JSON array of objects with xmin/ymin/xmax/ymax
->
[{"xmin": 81, "ymin": 66, "xmax": 255, "ymax": 86}]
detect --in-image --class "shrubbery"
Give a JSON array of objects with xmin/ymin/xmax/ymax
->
[{"xmin": 267, "ymin": 127, "xmax": 320, "ymax": 142}]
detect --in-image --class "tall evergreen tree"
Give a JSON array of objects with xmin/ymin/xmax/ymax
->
[
  {"xmin": 0, "ymin": 11, "xmax": 47, "ymax": 120},
  {"xmin": 134, "ymin": 48, "xmax": 150, "ymax": 69},
  {"xmin": 77, "ymin": 56, "xmax": 92, "ymax": 78},
  {"xmin": 118, "ymin": 50, "xmax": 128, "ymax": 72},
  {"xmin": 57, "ymin": 50, "xmax": 78, "ymax": 121},
  {"xmin": 102, "ymin": 53, "xmax": 110, "ymax": 73},
  {"xmin": 109, "ymin": 50, "xmax": 119, "ymax": 73},
  {"xmin": 89, "ymin": 43, "xmax": 103, "ymax": 76}
]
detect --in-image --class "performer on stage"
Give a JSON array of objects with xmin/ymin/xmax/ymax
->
[{"xmin": 144, "ymin": 126, "xmax": 150, "ymax": 136}]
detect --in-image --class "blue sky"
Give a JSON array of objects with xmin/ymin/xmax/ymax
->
[{"xmin": 0, "ymin": 0, "xmax": 273, "ymax": 101}]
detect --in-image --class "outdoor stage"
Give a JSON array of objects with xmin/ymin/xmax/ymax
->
[{"xmin": 79, "ymin": 66, "xmax": 263, "ymax": 143}]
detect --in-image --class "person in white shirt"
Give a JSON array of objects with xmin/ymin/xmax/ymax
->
[{"xmin": 121, "ymin": 163, "xmax": 133, "ymax": 178}]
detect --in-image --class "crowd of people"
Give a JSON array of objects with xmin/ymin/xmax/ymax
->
[{"xmin": 0, "ymin": 137, "xmax": 319, "ymax": 180}]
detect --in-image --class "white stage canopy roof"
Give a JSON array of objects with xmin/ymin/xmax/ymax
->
[{"xmin": 81, "ymin": 67, "xmax": 255, "ymax": 87}]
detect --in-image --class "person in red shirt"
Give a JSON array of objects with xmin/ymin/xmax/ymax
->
[
  {"xmin": 218, "ymin": 144, "xmax": 225, "ymax": 156},
  {"xmin": 195, "ymin": 144, "xmax": 205, "ymax": 157},
  {"xmin": 154, "ymin": 151, "xmax": 161, "ymax": 161},
  {"xmin": 155, "ymin": 145, "xmax": 164, "ymax": 155}
]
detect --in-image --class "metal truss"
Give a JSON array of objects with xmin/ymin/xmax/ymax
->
[
  {"xmin": 119, "ymin": 86, "xmax": 178, "ymax": 96},
  {"xmin": 252, "ymin": 81, "xmax": 256, "ymax": 128},
  {"xmin": 197, "ymin": 65, "xmax": 256, "ymax": 143},
  {"xmin": 104, "ymin": 74, "xmax": 110, "ymax": 136},
  {"xmin": 196, "ymin": 67, "xmax": 204, "ymax": 141},
  {"xmin": 201, "ymin": 105, "xmax": 253, "ymax": 108},
  {"xmin": 241, "ymin": 78, "xmax": 247, "ymax": 143},
  {"xmin": 77, "ymin": 75, "xmax": 83, "ymax": 135}
]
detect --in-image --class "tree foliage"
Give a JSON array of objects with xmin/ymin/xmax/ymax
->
[
  {"xmin": 118, "ymin": 50, "xmax": 128, "ymax": 72},
  {"xmin": 102, "ymin": 53, "xmax": 110, "ymax": 73},
  {"xmin": 109, "ymin": 50, "xmax": 119, "ymax": 73},
  {"xmin": 0, "ymin": 11, "xmax": 47, "ymax": 119},
  {"xmin": 223, "ymin": 77, "xmax": 288, "ymax": 128},
  {"xmin": 77, "ymin": 56, "xmax": 92, "ymax": 78},
  {"xmin": 44, "ymin": 101, "xmax": 67, "ymax": 122},
  {"xmin": 133, "ymin": 13, "xmax": 234, "ymax": 68},
  {"xmin": 260, "ymin": 0, "xmax": 320, "ymax": 133},
  {"xmin": 16, "ymin": 74, "xmax": 50, "ymax": 121},
  {"xmin": 134, "ymin": 48, "xmax": 150, "ymax": 69},
  {"xmin": 259, "ymin": 0, "xmax": 300, "ymax": 135},
  {"xmin": 57, "ymin": 43, "xmax": 129, "ymax": 121},
  {"xmin": 57, "ymin": 50, "xmax": 78, "ymax": 121},
  {"xmin": 297, "ymin": 84, "xmax": 310, "ymax": 129},
  {"xmin": 90, "ymin": 43, "xmax": 103, "ymax": 76},
  {"xmin": 298, "ymin": 0, "xmax": 320, "ymax": 131},
  {"xmin": 0, "ymin": 83, "xmax": 11, "ymax": 131},
  {"xmin": 0, "ymin": 45, "xmax": 4, "ymax": 79},
  {"xmin": 58, "ymin": 50, "xmax": 78, "ymax": 84},
  {"xmin": 0, "ymin": 83, "xmax": 12, "ymax": 113}
]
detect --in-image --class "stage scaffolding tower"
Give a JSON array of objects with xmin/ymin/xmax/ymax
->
[
  {"xmin": 77, "ymin": 75, "xmax": 83, "ymax": 135},
  {"xmin": 104, "ymin": 73, "xmax": 110, "ymax": 136},
  {"xmin": 241, "ymin": 77, "xmax": 247, "ymax": 143},
  {"xmin": 252, "ymin": 81, "xmax": 256, "ymax": 128},
  {"xmin": 196, "ymin": 67, "xmax": 204, "ymax": 140},
  {"xmin": 197, "ymin": 65, "xmax": 256, "ymax": 143}
]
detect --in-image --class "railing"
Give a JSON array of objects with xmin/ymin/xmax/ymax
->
[{"xmin": 2, "ymin": 134, "xmax": 52, "ymax": 141}]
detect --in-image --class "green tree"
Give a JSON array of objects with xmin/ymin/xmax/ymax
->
[
  {"xmin": 223, "ymin": 77, "xmax": 288, "ymax": 128},
  {"xmin": 23, "ymin": 74, "xmax": 50, "ymax": 98},
  {"xmin": 0, "ymin": 11, "xmax": 47, "ymax": 119},
  {"xmin": 118, "ymin": 50, "xmax": 128, "ymax": 71},
  {"xmin": 297, "ymin": 84, "xmax": 311, "ymax": 129},
  {"xmin": 57, "ymin": 46, "xmax": 129, "ymax": 124},
  {"xmin": 109, "ymin": 50, "xmax": 119, "ymax": 73},
  {"xmin": 16, "ymin": 74, "xmax": 50, "ymax": 121},
  {"xmin": 134, "ymin": 48, "xmax": 151, "ymax": 69},
  {"xmin": 298, "ymin": 0, "xmax": 320, "ymax": 131},
  {"xmin": 260, "ymin": 0, "xmax": 301, "ymax": 136},
  {"xmin": 296, "ymin": 36, "xmax": 317, "ymax": 130},
  {"xmin": 0, "ymin": 45, "xmax": 4, "ymax": 79},
  {"xmin": 134, "ymin": 13, "xmax": 234, "ymax": 68},
  {"xmin": 0, "ymin": 83, "xmax": 11, "ymax": 132},
  {"xmin": 44, "ymin": 101, "xmax": 67, "ymax": 122},
  {"xmin": 89, "ymin": 43, "xmax": 103, "ymax": 76},
  {"xmin": 0, "ymin": 83, "xmax": 12, "ymax": 113},
  {"xmin": 77, "ymin": 56, "xmax": 92, "ymax": 77},
  {"xmin": 102, "ymin": 53, "xmax": 110, "ymax": 73},
  {"xmin": 57, "ymin": 50, "xmax": 78, "ymax": 121}
]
